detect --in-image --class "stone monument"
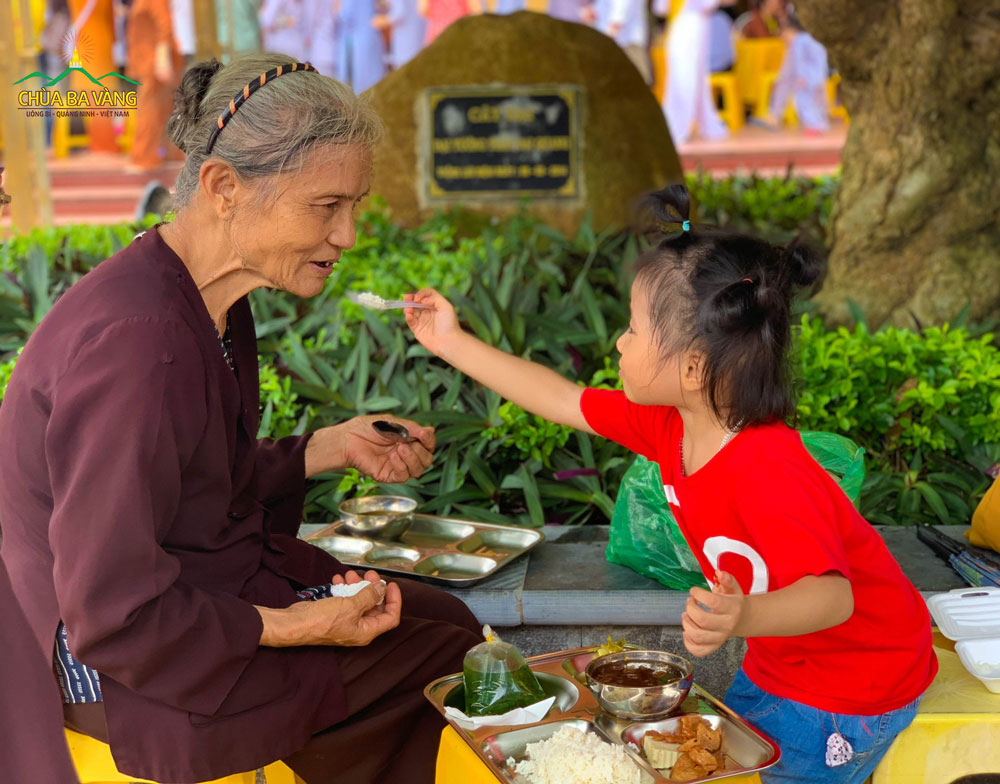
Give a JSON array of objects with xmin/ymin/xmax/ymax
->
[{"xmin": 367, "ymin": 11, "xmax": 683, "ymax": 235}]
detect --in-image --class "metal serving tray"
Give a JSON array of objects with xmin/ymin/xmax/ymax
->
[
  {"xmin": 424, "ymin": 646, "xmax": 780, "ymax": 783},
  {"xmin": 303, "ymin": 513, "xmax": 544, "ymax": 587}
]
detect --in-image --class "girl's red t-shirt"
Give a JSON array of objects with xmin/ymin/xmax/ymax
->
[{"xmin": 581, "ymin": 387, "xmax": 938, "ymax": 715}]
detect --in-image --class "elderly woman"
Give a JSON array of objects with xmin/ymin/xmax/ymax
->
[{"xmin": 0, "ymin": 54, "xmax": 481, "ymax": 784}]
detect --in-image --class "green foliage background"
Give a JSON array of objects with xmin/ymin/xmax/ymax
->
[{"xmin": 1, "ymin": 176, "xmax": 997, "ymax": 529}]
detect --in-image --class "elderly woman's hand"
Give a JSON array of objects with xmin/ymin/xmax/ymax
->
[
  {"xmin": 305, "ymin": 415, "xmax": 435, "ymax": 482},
  {"xmin": 256, "ymin": 575, "xmax": 402, "ymax": 647}
]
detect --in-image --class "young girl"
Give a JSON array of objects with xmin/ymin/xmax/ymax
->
[{"xmin": 404, "ymin": 185, "xmax": 937, "ymax": 783}]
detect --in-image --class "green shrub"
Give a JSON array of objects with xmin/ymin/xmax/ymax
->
[{"xmin": 795, "ymin": 318, "xmax": 1000, "ymax": 467}]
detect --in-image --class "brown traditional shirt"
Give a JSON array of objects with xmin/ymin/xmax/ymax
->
[{"xmin": 0, "ymin": 227, "xmax": 352, "ymax": 781}]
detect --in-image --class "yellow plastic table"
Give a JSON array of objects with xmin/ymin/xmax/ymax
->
[
  {"xmin": 872, "ymin": 632, "xmax": 1000, "ymax": 784},
  {"xmin": 436, "ymin": 719, "xmax": 763, "ymax": 783}
]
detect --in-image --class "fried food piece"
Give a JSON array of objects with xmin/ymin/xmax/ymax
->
[
  {"xmin": 697, "ymin": 721, "xmax": 722, "ymax": 752},
  {"xmin": 669, "ymin": 754, "xmax": 706, "ymax": 781},
  {"xmin": 688, "ymin": 745, "xmax": 719, "ymax": 772},
  {"xmin": 678, "ymin": 714, "xmax": 705, "ymax": 738},
  {"xmin": 646, "ymin": 729, "xmax": 689, "ymax": 744}
]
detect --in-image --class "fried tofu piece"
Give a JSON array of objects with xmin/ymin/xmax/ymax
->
[
  {"xmin": 669, "ymin": 754, "xmax": 706, "ymax": 781},
  {"xmin": 696, "ymin": 721, "xmax": 722, "ymax": 752},
  {"xmin": 688, "ymin": 745, "xmax": 719, "ymax": 772}
]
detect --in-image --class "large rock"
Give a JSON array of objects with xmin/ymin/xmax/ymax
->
[{"xmin": 366, "ymin": 11, "xmax": 683, "ymax": 235}]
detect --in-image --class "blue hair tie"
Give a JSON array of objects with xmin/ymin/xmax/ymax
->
[{"xmin": 681, "ymin": 220, "xmax": 691, "ymax": 232}]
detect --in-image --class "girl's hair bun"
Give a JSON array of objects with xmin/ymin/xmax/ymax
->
[
  {"xmin": 638, "ymin": 184, "xmax": 692, "ymax": 233},
  {"xmin": 780, "ymin": 237, "xmax": 825, "ymax": 290},
  {"xmin": 167, "ymin": 59, "xmax": 224, "ymax": 153}
]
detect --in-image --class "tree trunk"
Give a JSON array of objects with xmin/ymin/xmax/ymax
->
[{"xmin": 795, "ymin": 1, "xmax": 1000, "ymax": 328}]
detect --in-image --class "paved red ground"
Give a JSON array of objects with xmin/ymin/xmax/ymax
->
[{"xmin": 1, "ymin": 124, "xmax": 845, "ymax": 230}]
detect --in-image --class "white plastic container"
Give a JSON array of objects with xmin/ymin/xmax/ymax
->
[{"xmin": 927, "ymin": 586, "xmax": 1000, "ymax": 693}]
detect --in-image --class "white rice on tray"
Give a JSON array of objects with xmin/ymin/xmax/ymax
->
[{"xmin": 509, "ymin": 726, "xmax": 642, "ymax": 784}]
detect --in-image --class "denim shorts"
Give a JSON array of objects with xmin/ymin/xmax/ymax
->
[{"xmin": 724, "ymin": 669, "xmax": 921, "ymax": 784}]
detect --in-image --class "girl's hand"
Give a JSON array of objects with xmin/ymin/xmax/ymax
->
[
  {"xmin": 404, "ymin": 288, "xmax": 462, "ymax": 359},
  {"xmin": 682, "ymin": 570, "xmax": 746, "ymax": 657}
]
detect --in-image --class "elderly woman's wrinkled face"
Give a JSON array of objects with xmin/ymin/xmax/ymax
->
[{"xmin": 233, "ymin": 142, "xmax": 372, "ymax": 298}]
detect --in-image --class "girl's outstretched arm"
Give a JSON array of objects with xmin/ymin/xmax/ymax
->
[{"xmin": 405, "ymin": 288, "xmax": 596, "ymax": 434}]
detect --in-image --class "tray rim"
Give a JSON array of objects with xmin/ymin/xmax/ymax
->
[
  {"xmin": 304, "ymin": 512, "xmax": 545, "ymax": 587},
  {"xmin": 424, "ymin": 645, "xmax": 781, "ymax": 784}
]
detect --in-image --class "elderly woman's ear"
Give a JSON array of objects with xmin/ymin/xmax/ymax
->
[{"xmin": 198, "ymin": 159, "xmax": 240, "ymax": 219}]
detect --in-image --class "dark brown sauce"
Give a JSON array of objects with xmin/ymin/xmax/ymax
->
[{"xmin": 590, "ymin": 660, "xmax": 684, "ymax": 687}]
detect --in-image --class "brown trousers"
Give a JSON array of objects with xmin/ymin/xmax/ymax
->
[{"xmin": 65, "ymin": 578, "xmax": 481, "ymax": 784}]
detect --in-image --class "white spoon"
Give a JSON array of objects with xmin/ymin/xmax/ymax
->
[{"xmin": 347, "ymin": 291, "xmax": 431, "ymax": 310}]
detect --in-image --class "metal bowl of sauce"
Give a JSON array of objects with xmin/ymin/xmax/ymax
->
[
  {"xmin": 585, "ymin": 649, "xmax": 694, "ymax": 720},
  {"xmin": 339, "ymin": 495, "xmax": 417, "ymax": 540}
]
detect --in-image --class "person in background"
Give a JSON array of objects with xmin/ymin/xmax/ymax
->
[
  {"xmin": 736, "ymin": 0, "xmax": 777, "ymax": 37},
  {"xmin": 374, "ymin": 0, "xmax": 426, "ymax": 70},
  {"xmin": 169, "ymin": 0, "xmax": 196, "ymax": 63},
  {"xmin": 586, "ymin": 0, "xmax": 651, "ymax": 84},
  {"xmin": 334, "ymin": 0, "xmax": 386, "ymax": 92},
  {"xmin": 303, "ymin": 0, "xmax": 337, "ymax": 79},
  {"xmin": 708, "ymin": 7, "xmax": 734, "ymax": 72},
  {"xmin": 765, "ymin": 11, "xmax": 829, "ymax": 134},
  {"xmin": 67, "ymin": 0, "xmax": 119, "ymax": 153},
  {"xmin": 125, "ymin": 0, "xmax": 186, "ymax": 171},
  {"xmin": 259, "ymin": 0, "xmax": 308, "ymax": 57},
  {"xmin": 546, "ymin": 0, "xmax": 584, "ymax": 22},
  {"xmin": 421, "ymin": 0, "xmax": 481, "ymax": 44},
  {"xmin": 217, "ymin": 0, "xmax": 262, "ymax": 58},
  {"xmin": 659, "ymin": 0, "xmax": 733, "ymax": 143}
]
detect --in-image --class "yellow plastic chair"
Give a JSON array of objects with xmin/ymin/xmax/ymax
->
[
  {"xmin": 52, "ymin": 113, "xmax": 91, "ymax": 158},
  {"xmin": 709, "ymin": 71, "xmax": 744, "ymax": 131},
  {"xmin": 826, "ymin": 73, "xmax": 849, "ymax": 123},
  {"xmin": 734, "ymin": 37, "xmax": 786, "ymax": 119},
  {"xmin": 66, "ymin": 729, "xmax": 301, "ymax": 784},
  {"xmin": 435, "ymin": 725, "xmax": 765, "ymax": 783}
]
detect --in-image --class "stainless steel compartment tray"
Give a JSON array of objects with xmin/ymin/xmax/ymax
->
[
  {"xmin": 304, "ymin": 513, "xmax": 544, "ymax": 587},
  {"xmin": 424, "ymin": 646, "xmax": 780, "ymax": 783}
]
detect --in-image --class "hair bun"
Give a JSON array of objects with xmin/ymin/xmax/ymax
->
[
  {"xmin": 636, "ymin": 183, "xmax": 692, "ymax": 234},
  {"xmin": 780, "ymin": 237, "xmax": 825, "ymax": 290},
  {"xmin": 167, "ymin": 59, "xmax": 224, "ymax": 153}
]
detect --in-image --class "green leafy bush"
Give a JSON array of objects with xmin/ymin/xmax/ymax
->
[
  {"xmin": 2, "ymin": 177, "xmax": 996, "ymax": 530},
  {"xmin": 686, "ymin": 171, "xmax": 837, "ymax": 243}
]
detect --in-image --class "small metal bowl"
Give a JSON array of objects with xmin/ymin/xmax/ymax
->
[
  {"xmin": 585, "ymin": 649, "xmax": 694, "ymax": 721},
  {"xmin": 339, "ymin": 495, "xmax": 417, "ymax": 540}
]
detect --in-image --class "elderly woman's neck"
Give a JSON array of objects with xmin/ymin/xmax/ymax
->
[{"xmin": 158, "ymin": 212, "xmax": 264, "ymax": 333}]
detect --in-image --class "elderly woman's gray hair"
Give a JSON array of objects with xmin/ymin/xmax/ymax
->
[{"xmin": 166, "ymin": 54, "xmax": 383, "ymax": 208}]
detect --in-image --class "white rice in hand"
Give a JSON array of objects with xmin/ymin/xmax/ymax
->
[{"xmin": 510, "ymin": 726, "xmax": 641, "ymax": 784}]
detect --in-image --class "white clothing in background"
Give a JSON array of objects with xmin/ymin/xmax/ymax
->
[
  {"xmin": 170, "ymin": 0, "xmax": 196, "ymax": 55},
  {"xmin": 335, "ymin": 0, "xmax": 386, "ymax": 92},
  {"xmin": 259, "ymin": 0, "xmax": 308, "ymax": 56},
  {"xmin": 769, "ymin": 31, "xmax": 829, "ymax": 131},
  {"xmin": 387, "ymin": 0, "xmax": 425, "ymax": 67},
  {"xmin": 547, "ymin": 0, "xmax": 583, "ymax": 22},
  {"xmin": 662, "ymin": 0, "xmax": 729, "ymax": 144},
  {"xmin": 595, "ymin": 0, "xmax": 647, "ymax": 48},
  {"xmin": 707, "ymin": 9, "xmax": 733, "ymax": 72},
  {"xmin": 303, "ymin": 0, "xmax": 336, "ymax": 77}
]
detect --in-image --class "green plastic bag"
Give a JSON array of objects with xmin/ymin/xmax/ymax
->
[{"xmin": 606, "ymin": 431, "xmax": 866, "ymax": 590}]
